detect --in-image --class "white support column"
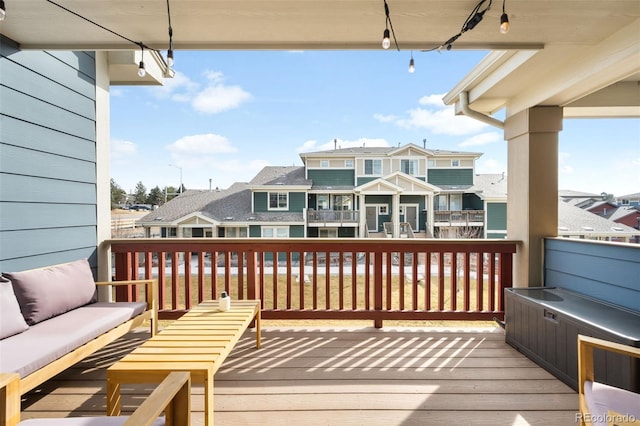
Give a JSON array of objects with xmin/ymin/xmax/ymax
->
[
  {"xmin": 358, "ymin": 194, "xmax": 366, "ymax": 237},
  {"xmin": 393, "ymin": 193, "xmax": 400, "ymax": 238},
  {"xmin": 95, "ymin": 51, "xmax": 112, "ymax": 301},
  {"xmin": 505, "ymin": 106, "xmax": 563, "ymax": 288}
]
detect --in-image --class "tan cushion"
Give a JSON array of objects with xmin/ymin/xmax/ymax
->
[
  {"xmin": 4, "ymin": 259, "xmax": 97, "ymax": 325},
  {"xmin": 0, "ymin": 277, "xmax": 29, "ymax": 339}
]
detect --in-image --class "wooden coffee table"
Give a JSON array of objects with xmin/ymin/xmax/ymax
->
[{"xmin": 106, "ymin": 299, "xmax": 260, "ymax": 426}]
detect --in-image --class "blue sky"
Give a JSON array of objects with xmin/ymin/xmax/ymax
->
[{"xmin": 110, "ymin": 50, "xmax": 640, "ymax": 197}]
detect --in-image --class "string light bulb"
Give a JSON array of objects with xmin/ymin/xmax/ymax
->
[
  {"xmin": 382, "ymin": 29, "xmax": 391, "ymax": 49},
  {"xmin": 500, "ymin": 13, "xmax": 510, "ymax": 34},
  {"xmin": 137, "ymin": 44, "xmax": 146, "ymax": 78},
  {"xmin": 500, "ymin": 0, "xmax": 510, "ymax": 34},
  {"xmin": 0, "ymin": 0, "xmax": 6, "ymax": 21},
  {"xmin": 408, "ymin": 53, "xmax": 415, "ymax": 74},
  {"xmin": 167, "ymin": 49, "xmax": 174, "ymax": 67}
]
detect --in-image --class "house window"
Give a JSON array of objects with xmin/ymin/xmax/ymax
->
[
  {"xmin": 401, "ymin": 159, "xmax": 418, "ymax": 175},
  {"xmin": 450, "ymin": 194, "xmax": 462, "ymax": 210},
  {"xmin": 166, "ymin": 227, "xmax": 177, "ymax": 237},
  {"xmin": 319, "ymin": 228, "xmax": 338, "ymax": 238},
  {"xmin": 317, "ymin": 194, "xmax": 330, "ymax": 210},
  {"xmin": 436, "ymin": 195, "xmax": 448, "ymax": 211},
  {"xmin": 451, "ymin": 159, "xmax": 460, "ymax": 167},
  {"xmin": 268, "ymin": 192, "xmax": 288, "ymax": 210},
  {"xmin": 379, "ymin": 205, "xmax": 389, "ymax": 215},
  {"xmin": 262, "ymin": 227, "xmax": 289, "ymax": 238},
  {"xmin": 225, "ymin": 227, "xmax": 247, "ymax": 238},
  {"xmin": 364, "ymin": 159, "xmax": 382, "ymax": 175},
  {"xmin": 321, "ymin": 160, "xmax": 329, "ymax": 168},
  {"xmin": 428, "ymin": 159, "xmax": 435, "ymax": 167},
  {"xmin": 345, "ymin": 160, "xmax": 353, "ymax": 168},
  {"xmin": 333, "ymin": 194, "xmax": 353, "ymax": 210}
]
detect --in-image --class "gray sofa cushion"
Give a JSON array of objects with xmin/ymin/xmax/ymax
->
[
  {"xmin": 0, "ymin": 278, "xmax": 29, "ymax": 339},
  {"xmin": 0, "ymin": 302, "xmax": 147, "ymax": 378},
  {"xmin": 4, "ymin": 259, "xmax": 98, "ymax": 325}
]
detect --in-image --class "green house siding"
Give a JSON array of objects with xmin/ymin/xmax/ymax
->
[
  {"xmin": 249, "ymin": 225, "xmax": 262, "ymax": 237},
  {"xmin": 0, "ymin": 36, "xmax": 98, "ymax": 272},
  {"xmin": 357, "ymin": 177, "xmax": 377, "ymax": 186},
  {"xmin": 427, "ymin": 169, "xmax": 474, "ymax": 186},
  {"xmin": 253, "ymin": 192, "xmax": 268, "ymax": 212},
  {"xmin": 253, "ymin": 191, "xmax": 305, "ymax": 212},
  {"xmin": 308, "ymin": 169, "xmax": 355, "ymax": 186},
  {"xmin": 487, "ymin": 202, "xmax": 507, "ymax": 230},
  {"xmin": 289, "ymin": 192, "xmax": 306, "ymax": 212},
  {"xmin": 290, "ymin": 225, "xmax": 305, "ymax": 238}
]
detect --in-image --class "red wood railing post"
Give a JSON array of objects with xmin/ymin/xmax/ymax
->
[
  {"xmin": 114, "ymin": 252, "xmax": 132, "ymax": 302},
  {"xmin": 374, "ymin": 251, "xmax": 383, "ymax": 328},
  {"xmin": 247, "ymin": 250, "xmax": 258, "ymax": 301}
]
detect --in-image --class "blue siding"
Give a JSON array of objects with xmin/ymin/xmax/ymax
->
[
  {"xmin": 0, "ymin": 36, "xmax": 98, "ymax": 272},
  {"xmin": 544, "ymin": 238, "xmax": 640, "ymax": 312}
]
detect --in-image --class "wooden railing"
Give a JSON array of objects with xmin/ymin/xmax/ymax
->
[
  {"xmin": 434, "ymin": 210, "xmax": 485, "ymax": 225},
  {"xmin": 108, "ymin": 238, "xmax": 516, "ymax": 327},
  {"xmin": 307, "ymin": 210, "xmax": 359, "ymax": 224}
]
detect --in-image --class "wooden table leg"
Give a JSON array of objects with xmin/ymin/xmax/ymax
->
[
  {"xmin": 204, "ymin": 373, "xmax": 214, "ymax": 426},
  {"xmin": 256, "ymin": 308, "xmax": 261, "ymax": 349},
  {"xmin": 106, "ymin": 378, "xmax": 121, "ymax": 416}
]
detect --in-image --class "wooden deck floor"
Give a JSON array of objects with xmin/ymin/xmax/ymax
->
[{"xmin": 19, "ymin": 326, "xmax": 579, "ymax": 425}]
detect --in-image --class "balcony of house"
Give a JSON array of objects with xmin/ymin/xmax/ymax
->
[
  {"xmin": 13, "ymin": 238, "xmax": 639, "ymax": 425},
  {"xmin": 434, "ymin": 210, "xmax": 485, "ymax": 227},
  {"xmin": 307, "ymin": 209, "xmax": 360, "ymax": 227},
  {"xmin": 17, "ymin": 325, "xmax": 579, "ymax": 425}
]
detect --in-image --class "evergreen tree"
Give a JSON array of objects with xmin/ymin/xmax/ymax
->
[
  {"xmin": 110, "ymin": 179, "xmax": 126, "ymax": 209},
  {"xmin": 133, "ymin": 181, "xmax": 147, "ymax": 204},
  {"xmin": 147, "ymin": 186, "xmax": 164, "ymax": 206}
]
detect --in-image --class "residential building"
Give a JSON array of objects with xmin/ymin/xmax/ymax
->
[{"xmin": 140, "ymin": 144, "xmax": 506, "ymax": 239}]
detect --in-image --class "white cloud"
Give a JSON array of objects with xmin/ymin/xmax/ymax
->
[
  {"xmin": 377, "ymin": 93, "xmax": 489, "ymax": 136},
  {"xmin": 192, "ymin": 85, "xmax": 252, "ymax": 114},
  {"xmin": 297, "ymin": 137, "xmax": 389, "ymax": 153},
  {"xmin": 149, "ymin": 70, "xmax": 251, "ymax": 114},
  {"xmin": 110, "ymin": 139, "xmax": 138, "ymax": 161},
  {"xmin": 459, "ymin": 132, "xmax": 502, "ymax": 147},
  {"xmin": 203, "ymin": 70, "xmax": 225, "ymax": 83},
  {"xmin": 167, "ymin": 134, "xmax": 237, "ymax": 156},
  {"xmin": 151, "ymin": 71, "xmax": 199, "ymax": 102},
  {"xmin": 418, "ymin": 94, "xmax": 446, "ymax": 107}
]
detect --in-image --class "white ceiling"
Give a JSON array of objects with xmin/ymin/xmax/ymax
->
[{"xmin": 1, "ymin": 0, "xmax": 639, "ymax": 117}]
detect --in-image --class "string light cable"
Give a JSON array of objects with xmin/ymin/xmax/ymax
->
[
  {"xmin": 43, "ymin": 0, "xmax": 172, "ymax": 78},
  {"xmin": 423, "ymin": 0, "xmax": 501, "ymax": 53},
  {"xmin": 166, "ymin": 0, "xmax": 174, "ymax": 67}
]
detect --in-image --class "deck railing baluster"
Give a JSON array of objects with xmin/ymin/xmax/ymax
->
[{"xmin": 109, "ymin": 238, "xmax": 516, "ymax": 324}]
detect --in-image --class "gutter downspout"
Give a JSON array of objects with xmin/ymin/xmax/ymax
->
[{"xmin": 458, "ymin": 92, "xmax": 504, "ymax": 129}]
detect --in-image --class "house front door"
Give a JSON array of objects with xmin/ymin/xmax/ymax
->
[
  {"xmin": 403, "ymin": 205, "xmax": 419, "ymax": 231},
  {"xmin": 366, "ymin": 206, "xmax": 378, "ymax": 231}
]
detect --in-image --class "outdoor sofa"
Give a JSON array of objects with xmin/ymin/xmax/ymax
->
[{"xmin": 0, "ymin": 259, "xmax": 157, "ymax": 395}]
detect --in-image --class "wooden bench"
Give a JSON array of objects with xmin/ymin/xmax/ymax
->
[
  {"xmin": 0, "ymin": 259, "xmax": 158, "ymax": 396},
  {"xmin": 106, "ymin": 299, "xmax": 261, "ymax": 426}
]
